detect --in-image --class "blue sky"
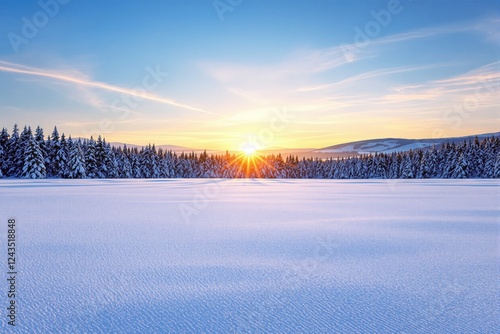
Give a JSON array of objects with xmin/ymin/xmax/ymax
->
[{"xmin": 0, "ymin": 0, "xmax": 498, "ymax": 150}]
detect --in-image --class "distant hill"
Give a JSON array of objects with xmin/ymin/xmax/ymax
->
[{"xmin": 314, "ymin": 132, "xmax": 500, "ymax": 157}]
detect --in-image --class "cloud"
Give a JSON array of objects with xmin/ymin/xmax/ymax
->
[
  {"xmin": 0, "ymin": 60, "xmax": 213, "ymax": 115},
  {"xmin": 296, "ymin": 64, "xmax": 445, "ymax": 92},
  {"xmin": 389, "ymin": 61, "xmax": 500, "ymax": 98}
]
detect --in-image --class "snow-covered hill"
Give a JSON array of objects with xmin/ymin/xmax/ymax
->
[{"xmin": 315, "ymin": 132, "xmax": 499, "ymax": 155}]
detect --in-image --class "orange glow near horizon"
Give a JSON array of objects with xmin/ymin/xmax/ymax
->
[{"xmin": 226, "ymin": 149, "xmax": 278, "ymax": 178}]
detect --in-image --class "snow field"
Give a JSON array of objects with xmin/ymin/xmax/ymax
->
[{"xmin": 0, "ymin": 179, "xmax": 498, "ymax": 333}]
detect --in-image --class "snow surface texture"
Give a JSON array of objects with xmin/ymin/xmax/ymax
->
[{"xmin": 0, "ymin": 179, "xmax": 498, "ymax": 333}]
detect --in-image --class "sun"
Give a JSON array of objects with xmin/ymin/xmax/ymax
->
[{"xmin": 243, "ymin": 146, "xmax": 257, "ymax": 157}]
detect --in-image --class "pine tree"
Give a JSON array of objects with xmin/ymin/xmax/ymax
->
[
  {"xmin": 6, "ymin": 124, "xmax": 21, "ymax": 177},
  {"xmin": 47, "ymin": 126, "xmax": 61, "ymax": 177},
  {"xmin": 0, "ymin": 128, "xmax": 9, "ymax": 176},
  {"xmin": 451, "ymin": 153, "xmax": 469, "ymax": 178},
  {"xmin": 0, "ymin": 144, "xmax": 3, "ymax": 178},
  {"xmin": 34, "ymin": 126, "xmax": 47, "ymax": 161},
  {"xmin": 400, "ymin": 155, "xmax": 414, "ymax": 179},
  {"xmin": 85, "ymin": 137, "xmax": 98, "ymax": 178},
  {"xmin": 417, "ymin": 151, "xmax": 432, "ymax": 178},
  {"xmin": 482, "ymin": 139, "xmax": 497, "ymax": 178},
  {"xmin": 104, "ymin": 143, "xmax": 118, "ymax": 178},
  {"xmin": 160, "ymin": 151, "xmax": 174, "ymax": 178},
  {"xmin": 119, "ymin": 153, "xmax": 133, "ymax": 178},
  {"xmin": 493, "ymin": 151, "xmax": 500, "ymax": 179},
  {"xmin": 57, "ymin": 134, "xmax": 70, "ymax": 178},
  {"xmin": 67, "ymin": 138, "xmax": 86, "ymax": 179},
  {"xmin": 21, "ymin": 134, "xmax": 46, "ymax": 179},
  {"xmin": 95, "ymin": 135, "xmax": 108, "ymax": 178}
]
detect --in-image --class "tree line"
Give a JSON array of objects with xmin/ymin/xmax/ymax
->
[{"xmin": 0, "ymin": 124, "xmax": 498, "ymax": 179}]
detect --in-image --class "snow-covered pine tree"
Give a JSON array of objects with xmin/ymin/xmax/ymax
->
[
  {"xmin": 85, "ymin": 137, "xmax": 98, "ymax": 178},
  {"xmin": 104, "ymin": 142, "xmax": 118, "ymax": 178},
  {"xmin": 46, "ymin": 126, "xmax": 61, "ymax": 177},
  {"xmin": 0, "ymin": 128, "xmax": 9, "ymax": 177},
  {"xmin": 119, "ymin": 153, "xmax": 133, "ymax": 178},
  {"xmin": 0, "ymin": 128, "xmax": 9, "ymax": 149},
  {"xmin": 451, "ymin": 152, "xmax": 469, "ymax": 178},
  {"xmin": 6, "ymin": 124, "xmax": 22, "ymax": 177},
  {"xmin": 139, "ymin": 144, "xmax": 161, "ymax": 178},
  {"xmin": 441, "ymin": 144, "xmax": 457, "ymax": 178},
  {"xmin": 426, "ymin": 147, "xmax": 439, "ymax": 178},
  {"xmin": 0, "ymin": 143, "xmax": 3, "ymax": 178},
  {"xmin": 386, "ymin": 154, "xmax": 397, "ymax": 179},
  {"xmin": 57, "ymin": 133, "xmax": 70, "ymax": 178},
  {"xmin": 481, "ymin": 137, "xmax": 497, "ymax": 178},
  {"xmin": 417, "ymin": 150, "xmax": 431, "ymax": 178},
  {"xmin": 400, "ymin": 155, "xmax": 414, "ymax": 179},
  {"xmin": 34, "ymin": 126, "xmax": 47, "ymax": 161},
  {"xmin": 94, "ymin": 135, "xmax": 109, "ymax": 178},
  {"xmin": 67, "ymin": 138, "xmax": 86, "ymax": 179},
  {"xmin": 374, "ymin": 154, "xmax": 388, "ymax": 178},
  {"xmin": 160, "ymin": 151, "xmax": 174, "ymax": 178},
  {"xmin": 130, "ymin": 149, "xmax": 142, "ymax": 178},
  {"xmin": 15, "ymin": 126, "xmax": 34, "ymax": 176},
  {"xmin": 494, "ymin": 151, "xmax": 500, "ymax": 179},
  {"xmin": 21, "ymin": 133, "xmax": 46, "ymax": 179}
]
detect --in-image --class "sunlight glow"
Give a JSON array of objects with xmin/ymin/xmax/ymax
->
[{"xmin": 243, "ymin": 146, "xmax": 257, "ymax": 157}]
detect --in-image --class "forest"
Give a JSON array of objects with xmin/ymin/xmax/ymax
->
[{"xmin": 0, "ymin": 124, "xmax": 498, "ymax": 179}]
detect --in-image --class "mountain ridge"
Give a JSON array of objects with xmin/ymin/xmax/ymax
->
[{"xmin": 315, "ymin": 132, "xmax": 500, "ymax": 156}]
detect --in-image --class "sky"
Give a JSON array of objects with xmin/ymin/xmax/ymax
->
[{"xmin": 0, "ymin": 0, "xmax": 498, "ymax": 151}]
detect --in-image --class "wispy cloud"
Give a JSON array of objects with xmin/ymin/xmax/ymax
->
[
  {"xmin": 296, "ymin": 64, "xmax": 445, "ymax": 92},
  {"xmin": 202, "ymin": 15, "xmax": 499, "ymax": 88},
  {"xmin": 388, "ymin": 61, "xmax": 500, "ymax": 99},
  {"xmin": 0, "ymin": 60, "xmax": 213, "ymax": 115}
]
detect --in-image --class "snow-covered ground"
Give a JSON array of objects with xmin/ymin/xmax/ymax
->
[{"xmin": 0, "ymin": 179, "xmax": 498, "ymax": 333}]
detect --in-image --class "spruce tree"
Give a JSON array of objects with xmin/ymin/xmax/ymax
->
[
  {"xmin": 104, "ymin": 143, "xmax": 118, "ymax": 178},
  {"xmin": 95, "ymin": 135, "xmax": 108, "ymax": 178},
  {"xmin": 451, "ymin": 153, "xmax": 469, "ymax": 178},
  {"xmin": 67, "ymin": 138, "xmax": 86, "ymax": 179},
  {"xmin": 85, "ymin": 137, "xmax": 98, "ymax": 178},
  {"xmin": 0, "ymin": 144, "xmax": 3, "ymax": 178},
  {"xmin": 119, "ymin": 153, "xmax": 133, "ymax": 178},
  {"xmin": 493, "ymin": 152, "xmax": 500, "ymax": 179},
  {"xmin": 6, "ymin": 124, "xmax": 21, "ymax": 177},
  {"xmin": 47, "ymin": 126, "xmax": 61, "ymax": 177},
  {"xmin": 57, "ymin": 134, "xmax": 69, "ymax": 178},
  {"xmin": 34, "ymin": 126, "xmax": 47, "ymax": 161},
  {"xmin": 0, "ymin": 128, "xmax": 8, "ymax": 176},
  {"xmin": 400, "ymin": 155, "xmax": 414, "ymax": 179},
  {"xmin": 21, "ymin": 134, "xmax": 46, "ymax": 179}
]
